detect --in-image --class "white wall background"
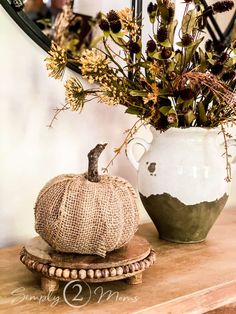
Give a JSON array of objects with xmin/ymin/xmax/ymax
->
[{"xmin": 0, "ymin": 1, "xmax": 235, "ymax": 247}]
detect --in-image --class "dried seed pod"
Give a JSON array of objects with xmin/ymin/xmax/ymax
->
[
  {"xmin": 147, "ymin": 2, "xmax": 155, "ymax": 14},
  {"xmin": 95, "ymin": 270, "xmax": 102, "ymax": 279},
  {"xmin": 161, "ymin": 48, "xmax": 172, "ymax": 59},
  {"xmin": 211, "ymin": 63, "xmax": 224, "ymax": 75},
  {"xmin": 71, "ymin": 269, "xmax": 78, "ymax": 279},
  {"xmin": 107, "ymin": 10, "xmax": 119, "ymax": 22},
  {"xmin": 101, "ymin": 269, "xmax": 109, "ymax": 278},
  {"xmin": 116, "ymin": 267, "xmax": 123, "ymax": 276},
  {"xmin": 55, "ymin": 268, "xmax": 63, "ymax": 277},
  {"xmin": 157, "ymin": 27, "xmax": 168, "ymax": 43},
  {"xmin": 49, "ymin": 266, "xmax": 56, "ymax": 277},
  {"xmin": 63, "ymin": 269, "xmax": 70, "ymax": 279},
  {"xmin": 181, "ymin": 34, "xmax": 193, "ymax": 46},
  {"xmin": 167, "ymin": 113, "xmax": 177, "ymax": 124},
  {"xmin": 99, "ymin": 19, "xmax": 110, "ymax": 32},
  {"xmin": 78, "ymin": 269, "xmax": 87, "ymax": 280},
  {"xmin": 168, "ymin": 4, "xmax": 175, "ymax": 23},
  {"xmin": 109, "ymin": 267, "xmax": 117, "ymax": 277},
  {"xmin": 129, "ymin": 41, "xmax": 141, "ymax": 54},
  {"xmin": 166, "ymin": 71, "xmax": 177, "ymax": 81},
  {"xmin": 147, "ymin": 40, "xmax": 156, "ymax": 53},
  {"xmin": 110, "ymin": 20, "xmax": 122, "ymax": 33}
]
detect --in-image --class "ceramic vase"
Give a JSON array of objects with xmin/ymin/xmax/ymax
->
[{"xmin": 127, "ymin": 127, "xmax": 236, "ymax": 243}]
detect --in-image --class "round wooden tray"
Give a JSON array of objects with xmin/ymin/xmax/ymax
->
[{"xmin": 20, "ymin": 236, "xmax": 156, "ymax": 292}]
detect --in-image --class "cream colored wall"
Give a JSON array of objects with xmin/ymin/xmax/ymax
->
[{"xmin": 0, "ymin": 2, "xmax": 235, "ymax": 247}]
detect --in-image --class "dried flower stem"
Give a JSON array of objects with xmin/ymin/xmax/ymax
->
[
  {"xmin": 220, "ymin": 123, "xmax": 232, "ymax": 182},
  {"xmin": 47, "ymin": 103, "xmax": 69, "ymax": 128},
  {"xmin": 103, "ymin": 119, "xmax": 146, "ymax": 172}
]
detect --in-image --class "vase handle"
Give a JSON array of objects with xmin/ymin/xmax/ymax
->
[
  {"xmin": 126, "ymin": 138, "xmax": 151, "ymax": 170},
  {"xmin": 226, "ymin": 139, "xmax": 236, "ymax": 170}
]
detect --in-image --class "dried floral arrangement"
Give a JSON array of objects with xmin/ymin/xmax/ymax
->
[{"xmin": 45, "ymin": 0, "xmax": 236, "ymax": 178}]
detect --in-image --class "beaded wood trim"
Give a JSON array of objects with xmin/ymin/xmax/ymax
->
[{"xmin": 20, "ymin": 249, "xmax": 156, "ymax": 283}]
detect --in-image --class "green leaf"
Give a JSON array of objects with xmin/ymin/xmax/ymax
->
[
  {"xmin": 160, "ymin": 39, "xmax": 171, "ymax": 47},
  {"xmin": 177, "ymin": 96, "xmax": 184, "ymax": 104},
  {"xmin": 225, "ymin": 56, "xmax": 236, "ymax": 67},
  {"xmin": 159, "ymin": 106, "xmax": 172, "ymax": 115},
  {"xmin": 125, "ymin": 107, "xmax": 143, "ymax": 115},
  {"xmin": 176, "ymin": 41, "xmax": 183, "ymax": 47},
  {"xmin": 130, "ymin": 90, "xmax": 147, "ymax": 97},
  {"xmin": 36, "ymin": 18, "xmax": 51, "ymax": 27},
  {"xmin": 152, "ymin": 51, "xmax": 175, "ymax": 60},
  {"xmin": 208, "ymin": 59, "xmax": 215, "ymax": 65},
  {"xmin": 168, "ymin": 108, "xmax": 177, "ymax": 115},
  {"xmin": 181, "ymin": 10, "xmax": 197, "ymax": 34},
  {"xmin": 167, "ymin": 59, "xmax": 176, "ymax": 72},
  {"xmin": 185, "ymin": 37, "xmax": 204, "ymax": 66},
  {"xmin": 159, "ymin": 5, "xmax": 169, "ymax": 23},
  {"xmin": 159, "ymin": 89, "xmax": 171, "ymax": 96},
  {"xmin": 149, "ymin": 11, "xmax": 156, "ymax": 24},
  {"xmin": 198, "ymin": 101, "xmax": 207, "ymax": 124},
  {"xmin": 111, "ymin": 31, "xmax": 125, "ymax": 38},
  {"xmin": 169, "ymin": 19, "xmax": 178, "ymax": 46},
  {"xmin": 185, "ymin": 110, "xmax": 196, "ymax": 126}
]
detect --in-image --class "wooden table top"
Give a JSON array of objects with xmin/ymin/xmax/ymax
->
[{"xmin": 0, "ymin": 209, "xmax": 236, "ymax": 314}]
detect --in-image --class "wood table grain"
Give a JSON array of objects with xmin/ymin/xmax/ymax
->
[{"xmin": 0, "ymin": 209, "xmax": 236, "ymax": 314}]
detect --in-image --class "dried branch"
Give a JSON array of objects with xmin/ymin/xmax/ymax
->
[
  {"xmin": 102, "ymin": 119, "xmax": 146, "ymax": 172},
  {"xmin": 47, "ymin": 104, "xmax": 70, "ymax": 128}
]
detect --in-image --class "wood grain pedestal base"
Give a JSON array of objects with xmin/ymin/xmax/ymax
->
[{"xmin": 20, "ymin": 236, "xmax": 156, "ymax": 293}]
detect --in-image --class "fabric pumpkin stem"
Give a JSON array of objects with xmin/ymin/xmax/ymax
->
[{"xmin": 87, "ymin": 143, "xmax": 107, "ymax": 182}]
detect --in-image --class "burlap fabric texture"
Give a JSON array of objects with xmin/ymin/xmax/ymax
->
[{"xmin": 34, "ymin": 173, "xmax": 139, "ymax": 257}]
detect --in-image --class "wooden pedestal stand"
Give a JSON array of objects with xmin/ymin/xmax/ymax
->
[{"xmin": 20, "ymin": 236, "xmax": 156, "ymax": 293}]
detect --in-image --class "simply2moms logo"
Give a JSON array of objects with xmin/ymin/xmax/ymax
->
[{"xmin": 10, "ymin": 281, "xmax": 139, "ymax": 308}]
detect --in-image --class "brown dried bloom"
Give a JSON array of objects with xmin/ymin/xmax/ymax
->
[
  {"xmin": 167, "ymin": 113, "xmax": 177, "ymax": 124},
  {"xmin": 45, "ymin": 42, "xmax": 67, "ymax": 79},
  {"xmin": 65, "ymin": 77, "xmax": 85, "ymax": 111},
  {"xmin": 148, "ymin": 61, "xmax": 160, "ymax": 78},
  {"xmin": 143, "ymin": 83, "xmax": 159, "ymax": 104}
]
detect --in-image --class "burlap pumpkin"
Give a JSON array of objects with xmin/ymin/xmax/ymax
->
[{"xmin": 34, "ymin": 144, "xmax": 139, "ymax": 257}]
